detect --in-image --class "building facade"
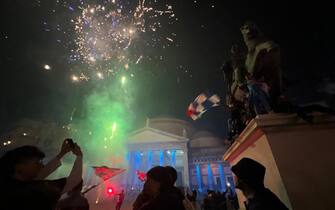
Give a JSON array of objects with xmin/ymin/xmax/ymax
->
[{"xmin": 125, "ymin": 117, "xmax": 234, "ymax": 192}]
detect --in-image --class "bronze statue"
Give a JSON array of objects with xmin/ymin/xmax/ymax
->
[
  {"xmin": 241, "ymin": 21, "xmax": 282, "ymax": 113},
  {"xmin": 223, "ymin": 21, "xmax": 283, "ymax": 139},
  {"xmin": 223, "ymin": 45, "xmax": 249, "ymax": 140}
]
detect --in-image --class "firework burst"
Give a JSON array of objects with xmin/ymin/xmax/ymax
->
[{"xmin": 66, "ymin": 0, "xmax": 177, "ymax": 81}]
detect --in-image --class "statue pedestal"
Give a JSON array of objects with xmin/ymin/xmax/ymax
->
[{"xmin": 224, "ymin": 113, "xmax": 335, "ymax": 210}]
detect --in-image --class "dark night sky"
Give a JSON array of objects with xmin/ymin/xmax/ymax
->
[{"xmin": 1, "ymin": 0, "xmax": 335, "ymax": 137}]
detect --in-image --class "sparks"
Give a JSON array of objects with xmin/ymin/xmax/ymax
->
[
  {"xmin": 71, "ymin": 75, "xmax": 79, "ymax": 82},
  {"xmin": 112, "ymin": 122, "xmax": 117, "ymax": 133},
  {"xmin": 97, "ymin": 72, "xmax": 104, "ymax": 79},
  {"xmin": 136, "ymin": 55, "xmax": 143, "ymax": 64},
  {"xmin": 88, "ymin": 56, "xmax": 96, "ymax": 62},
  {"xmin": 44, "ymin": 64, "xmax": 51, "ymax": 70},
  {"xmin": 166, "ymin": 37, "xmax": 174, "ymax": 42},
  {"xmin": 124, "ymin": 63, "xmax": 129, "ymax": 69},
  {"xmin": 121, "ymin": 76, "xmax": 126, "ymax": 85},
  {"xmin": 69, "ymin": 0, "xmax": 177, "ymax": 81}
]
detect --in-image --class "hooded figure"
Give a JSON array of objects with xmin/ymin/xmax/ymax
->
[{"xmin": 232, "ymin": 158, "xmax": 289, "ymax": 210}]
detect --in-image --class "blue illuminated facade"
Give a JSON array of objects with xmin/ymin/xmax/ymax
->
[{"xmin": 125, "ymin": 119, "xmax": 234, "ymax": 193}]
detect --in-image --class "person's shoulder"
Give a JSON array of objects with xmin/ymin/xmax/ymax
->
[{"xmin": 260, "ymin": 189, "xmax": 289, "ymax": 210}]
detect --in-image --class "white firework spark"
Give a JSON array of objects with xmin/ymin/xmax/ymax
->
[{"xmin": 69, "ymin": 0, "xmax": 177, "ymax": 81}]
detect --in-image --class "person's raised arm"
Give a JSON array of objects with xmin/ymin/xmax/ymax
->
[
  {"xmin": 36, "ymin": 139, "xmax": 72, "ymax": 179},
  {"xmin": 62, "ymin": 143, "xmax": 83, "ymax": 193}
]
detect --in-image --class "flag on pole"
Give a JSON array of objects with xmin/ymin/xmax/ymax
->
[
  {"xmin": 187, "ymin": 93, "xmax": 221, "ymax": 120},
  {"xmin": 92, "ymin": 166, "xmax": 126, "ymax": 181}
]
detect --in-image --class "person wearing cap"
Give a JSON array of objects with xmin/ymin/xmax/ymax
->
[
  {"xmin": 231, "ymin": 158, "xmax": 289, "ymax": 210},
  {"xmin": 134, "ymin": 166, "xmax": 185, "ymax": 210}
]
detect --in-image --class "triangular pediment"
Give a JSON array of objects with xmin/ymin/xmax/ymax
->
[{"xmin": 127, "ymin": 127, "xmax": 188, "ymax": 144}]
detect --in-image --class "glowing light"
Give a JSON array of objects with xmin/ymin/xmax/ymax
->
[
  {"xmin": 124, "ymin": 63, "xmax": 129, "ymax": 69},
  {"xmin": 196, "ymin": 164, "xmax": 203, "ymax": 192},
  {"xmin": 167, "ymin": 150, "xmax": 171, "ymax": 155},
  {"xmin": 166, "ymin": 37, "xmax": 174, "ymax": 42},
  {"xmin": 104, "ymin": 145, "xmax": 108, "ymax": 149},
  {"xmin": 227, "ymin": 182, "xmax": 231, "ymax": 187},
  {"xmin": 121, "ymin": 76, "xmax": 126, "ymax": 85},
  {"xmin": 88, "ymin": 56, "xmax": 96, "ymax": 62},
  {"xmin": 23, "ymin": 133, "xmax": 27, "ymax": 136},
  {"xmin": 107, "ymin": 187, "xmax": 114, "ymax": 196},
  {"xmin": 71, "ymin": 75, "xmax": 79, "ymax": 82},
  {"xmin": 159, "ymin": 150, "xmax": 164, "ymax": 166},
  {"xmin": 7, "ymin": 141, "xmax": 11, "ymax": 144},
  {"xmin": 70, "ymin": 1, "xmax": 177, "ymax": 80},
  {"xmin": 218, "ymin": 164, "xmax": 227, "ymax": 191},
  {"xmin": 97, "ymin": 72, "xmax": 103, "ymax": 79},
  {"xmin": 136, "ymin": 55, "xmax": 143, "ymax": 64},
  {"xmin": 207, "ymin": 163, "xmax": 214, "ymax": 190},
  {"xmin": 44, "ymin": 64, "xmax": 51, "ymax": 70},
  {"xmin": 112, "ymin": 122, "xmax": 117, "ymax": 133}
]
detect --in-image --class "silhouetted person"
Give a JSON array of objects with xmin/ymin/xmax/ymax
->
[
  {"xmin": 165, "ymin": 166, "xmax": 196, "ymax": 210},
  {"xmin": 56, "ymin": 180, "xmax": 89, "ymax": 210},
  {"xmin": 135, "ymin": 166, "xmax": 185, "ymax": 210},
  {"xmin": 115, "ymin": 189, "xmax": 125, "ymax": 210},
  {"xmin": 202, "ymin": 197, "xmax": 210, "ymax": 210},
  {"xmin": 192, "ymin": 190, "xmax": 197, "ymax": 198},
  {"xmin": 133, "ymin": 172, "xmax": 153, "ymax": 210},
  {"xmin": 133, "ymin": 190, "xmax": 152, "ymax": 210},
  {"xmin": 0, "ymin": 139, "xmax": 83, "ymax": 210},
  {"xmin": 165, "ymin": 166, "xmax": 185, "ymax": 198},
  {"xmin": 232, "ymin": 158, "xmax": 289, "ymax": 210}
]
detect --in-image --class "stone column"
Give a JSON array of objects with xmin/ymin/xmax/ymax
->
[{"xmin": 182, "ymin": 142, "xmax": 190, "ymax": 188}]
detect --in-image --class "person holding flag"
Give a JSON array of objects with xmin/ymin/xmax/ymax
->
[{"xmin": 115, "ymin": 189, "xmax": 125, "ymax": 210}]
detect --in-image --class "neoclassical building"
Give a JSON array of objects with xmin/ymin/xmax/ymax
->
[{"xmin": 124, "ymin": 117, "xmax": 234, "ymax": 192}]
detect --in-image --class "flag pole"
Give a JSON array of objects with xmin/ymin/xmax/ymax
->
[
  {"xmin": 82, "ymin": 178, "xmax": 109, "ymax": 195},
  {"xmin": 82, "ymin": 167, "xmax": 126, "ymax": 195}
]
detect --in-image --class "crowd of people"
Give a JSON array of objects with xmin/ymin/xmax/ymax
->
[
  {"xmin": 201, "ymin": 189, "xmax": 238, "ymax": 210},
  {"xmin": 0, "ymin": 138, "xmax": 289, "ymax": 210}
]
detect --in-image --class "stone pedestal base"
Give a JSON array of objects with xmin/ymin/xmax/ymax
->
[{"xmin": 224, "ymin": 113, "xmax": 335, "ymax": 210}]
